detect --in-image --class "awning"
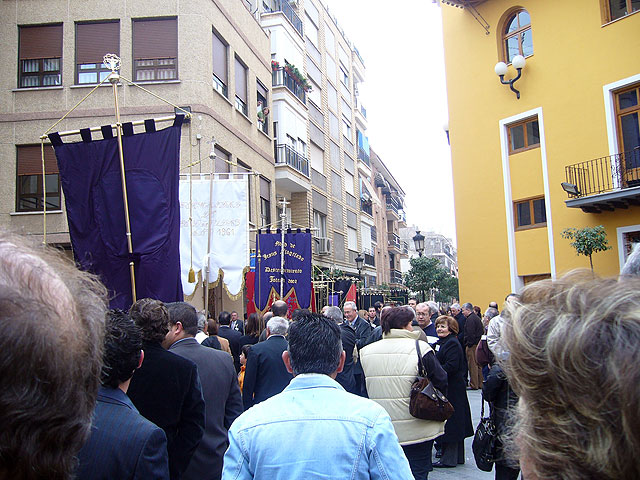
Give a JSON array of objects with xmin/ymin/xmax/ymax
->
[{"xmin": 361, "ymin": 177, "xmax": 381, "ymax": 205}]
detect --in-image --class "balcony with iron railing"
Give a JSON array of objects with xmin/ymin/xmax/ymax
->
[
  {"xmin": 390, "ymin": 269, "xmax": 403, "ymax": 285},
  {"xmin": 564, "ymin": 149, "xmax": 640, "ymax": 213},
  {"xmin": 272, "ymin": 67, "xmax": 307, "ymax": 105},
  {"xmin": 386, "ymin": 198, "xmax": 400, "ymax": 218},
  {"xmin": 275, "ymin": 144, "xmax": 309, "ymax": 177},
  {"xmin": 269, "ymin": 0, "xmax": 303, "ymax": 37},
  {"xmin": 402, "ymin": 241, "xmax": 409, "ymax": 255},
  {"xmin": 360, "ymin": 198, "xmax": 373, "ymax": 216},
  {"xmin": 388, "ymin": 232, "xmax": 401, "ymax": 251},
  {"xmin": 364, "ymin": 252, "xmax": 375, "ymax": 267},
  {"xmin": 358, "ymin": 147, "xmax": 370, "ymax": 167}
]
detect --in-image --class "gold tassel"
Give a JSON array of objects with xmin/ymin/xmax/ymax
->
[{"xmin": 188, "ymin": 267, "xmax": 196, "ymax": 283}]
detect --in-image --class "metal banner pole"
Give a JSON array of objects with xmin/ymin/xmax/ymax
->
[{"xmin": 107, "ymin": 56, "xmax": 137, "ymax": 303}]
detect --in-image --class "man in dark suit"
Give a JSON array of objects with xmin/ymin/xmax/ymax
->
[
  {"xmin": 323, "ymin": 306, "xmax": 357, "ymax": 394},
  {"xmin": 242, "ymin": 316, "xmax": 293, "ymax": 410},
  {"xmin": 127, "ymin": 299, "xmax": 205, "ymax": 480},
  {"xmin": 462, "ymin": 302, "xmax": 484, "ymax": 390},
  {"xmin": 165, "ymin": 303, "xmax": 243, "ymax": 480},
  {"xmin": 450, "ymin": 302, "xmax": 468, "ymax": 385},
  {"xmin": 210, "ymin": 311, "xmax": 242, "ymax": 372},
  {"xmin": 230, "ymin": 310, "xmax": 244, "ymax": 335},
  {"xmin": 76, "ymin": 310, "xmax": 169, "ymax": 480},
  {"xmin": 343, "ymin": 301, "xmax": 373, "ymax": 397}
]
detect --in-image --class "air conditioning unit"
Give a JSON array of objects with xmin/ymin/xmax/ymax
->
[{"xmin": 316, "ymin": 237, "xmax": 332, "ymax": 255}]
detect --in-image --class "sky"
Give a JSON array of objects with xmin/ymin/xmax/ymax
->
[{"xmin": 323, "ymin": 0, "xmax": 457, "ymax": 244}]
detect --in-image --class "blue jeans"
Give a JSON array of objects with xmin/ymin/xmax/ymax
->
[{"xmin": 402, "ymin": 440, "xmax": 434, "ymax": 480}]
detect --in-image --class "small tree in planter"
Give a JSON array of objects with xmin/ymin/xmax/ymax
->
[{"xmin": 561, "ymin": 225, "xmax": 611, "ymax": 272}]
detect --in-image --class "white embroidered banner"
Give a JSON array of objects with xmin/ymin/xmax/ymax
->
[
  {"xmin": 179, "ymin": 179, "xmax": 212, "ymax": 296},
  {"xmin": 179, "ymin": 177, "xmax": 249, "ymax": 297},
  {"xmin": 207, "ymin": 178, "xmax": 249, "ymax": 297}
]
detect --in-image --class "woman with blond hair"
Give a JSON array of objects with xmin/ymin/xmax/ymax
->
[{"xmin": 502, "ymin": 272, "xmax": 640, "ymax": 479}]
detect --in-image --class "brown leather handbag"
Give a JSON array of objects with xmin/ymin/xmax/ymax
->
[{"xmin": 409, "ymin": 340, "xmax": 455, "ymax": 422}]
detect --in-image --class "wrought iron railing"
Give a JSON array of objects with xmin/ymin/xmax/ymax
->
[
  {"xmin": 565, "ymin": 149, "xmax": 640, "ymax": 198},
  {"xmin": 390, "ymin": 269, "xmax": 403, "ymax": 285},
  {"xmin": 361, "ymin": 198, "xmax": 373, "ymax": 216},
  {"xmin": 358, "ymin": 147, "xmax": 370, "ymax": 166},
  {"xmin": 402, "ymin": 241, "xmax": 409, "ymax": 254},
  {"xmin": 386, "ymin": 198, "xmax": 399, "ymax": 216},
  {"xmin": 275, "ymin": 144, "xmax": 309, "ymax": 177},
  {"xmin": 388, "ymin": 233, "xmax": 400, "ymax": 250},
  {"xmin": 272, "ymin": 0, "xmax": 303, "ymax": 36},
  {"xmin": 272, "ymin": 67, "xmax": 306, "ymax": 104}
]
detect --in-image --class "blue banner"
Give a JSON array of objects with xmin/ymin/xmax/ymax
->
[
  {"xmin": 50, "ymin": 117, "xmax": 184, "ymax": 310},
  {"xmin": 256, "ymin": 232, "xmax": 312, "ymax": 310}
]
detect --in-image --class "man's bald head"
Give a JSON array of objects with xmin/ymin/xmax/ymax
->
[
  {"xmin": 0, "ymin": 231, "xmax": 108, "ymax": 479},
  {"xmin": 271, "ymin": 300, "xmax": 288, "ymax": 317}
]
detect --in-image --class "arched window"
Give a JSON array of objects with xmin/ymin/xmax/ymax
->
[{"xmin": 503, "ymin": 9, "xmax": 533, "ymax": 63}]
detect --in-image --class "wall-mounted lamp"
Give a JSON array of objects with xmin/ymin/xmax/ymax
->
[
  {"xmin": 494, "ymin": 55, "xmax": 526, "ymax": 99},
  {"xmin": 561, "ymin": 182, "xmax": 581, "ymax": 197},
  {"xmin": 443, "ymin": 120, "xmax": 450, "ymax": 145}
]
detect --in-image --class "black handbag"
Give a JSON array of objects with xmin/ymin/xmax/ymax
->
[
  {"xmin": 472, "ymin": 393, "xmax": 497, "ymax": 472},
  {"xmin": 409, "ymin": 340, "xmax": 454, "ymax": 422}
]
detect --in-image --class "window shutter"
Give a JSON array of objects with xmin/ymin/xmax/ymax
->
[
  {"xmin": 235, "ymin": 57, "xmax": 247, "ymax": 102},
  {"xmin": 260, "ymin": 177, "xmax": 270, "ymax": 200},
  {"xmin": 212, "ymin": 32, "xmax": 227, "ymax": 84},
  {"xmin": 17, "ymin": 145, "xmax": 58, "ymax": 175},
  {"xmin": 133, "ymin": 18, "xmax": 177, "ymax": 60},
  {"xmin": 76, "ymin": 22, "xmax": 119, "ymax": 64},
  {"xmin": 257, "ymin": 79, "xmax": 268, "ymax": 99},
  {"xmin": 19, "ymin": 24, "xmax": 63, "ymax": 60}
]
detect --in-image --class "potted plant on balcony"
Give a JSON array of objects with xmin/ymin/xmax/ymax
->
[{"xmin": 271, "ymin": 60, "xmax": 280, "ymax": 71}]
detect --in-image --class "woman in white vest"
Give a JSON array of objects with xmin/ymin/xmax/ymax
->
[{"xmin": 360, "ymin": 306, "xmax": 448, "ymax": 480}]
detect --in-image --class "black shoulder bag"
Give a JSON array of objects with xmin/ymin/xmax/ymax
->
[
  {"xmin": 409, "ymin": 340, "xmax": 455, "ymax": 422},
  {"xmin": 472, "ymin": 393, "xmax": 497, "ymax": 472}
]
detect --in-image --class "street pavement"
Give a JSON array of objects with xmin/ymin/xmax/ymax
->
[{"xmin": 430, "ymin": 389, "xmax": 496, "ymax": 480}]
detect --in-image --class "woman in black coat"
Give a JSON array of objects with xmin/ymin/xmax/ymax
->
[
  {"xmin": 483, "ymin": 364, "xmax": 520, "ymax": 480},
  {"xmin": 433, "ymin": 315, "xmax": 474, "ymax": 468}
]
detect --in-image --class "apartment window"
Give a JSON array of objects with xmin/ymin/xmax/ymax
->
[
  {"xmin": 306, "ymin": 14, "xmax": 319, "ymax": 46},
  {"xmin": 18, "ymin": 24, "xmax": 62, "ymax": 88},
  {"xmin": 342, "ymin": 117, "xmax": 352, "ymax": 140},
  {"xmin": 345, "ymin": 171, "xmax": 355, "ymax": 196},
  {"xmin": 508, "ymin": 117, "xmax": 540, "ymax": 153},
  {"xmin": 325, "ymin": 23, "xmax": 335, "ymax": 57},
  {"xmin": 313, "ymin": 210, "xmax": 327, "ymax": 238},
  {"xmin": 297, "ymin": 138, "xmax": 307, "ymax": 157},
  {"xmin": 132, "ymin": 18, "xmax": 178, "ymax": 81},
  {"xmin": 514, "ymin": 197, "xmax": 546, "ymax": 230},
  {"xmin": 257, "ymin": 79, "xmax": 269, "ymax": 134},
  {"xmin": 260, "ymin": 177, "xmax": 271, "ymax": 227},
  {"xmin": 605, "ymin": 0, "xmax": 640, "ymax": 22},
  {"xmin": 340, "ymin": 66, "xmax": 349, "ymax": 88},
  {"xmin": 326, "ymin": 55, "xmax": 337, "ymax": 83},
  {"xmin": 76, "ymin": 21, "xmax": 119, "ymax": 84},
  {"xmin": 212, "ymin": 31, "xmax": 228, "ymax": 97},
  {"xmin": 503, "ymin": 9, "xmax": 533, "ymax": 63},
  {"xmin": 16, "ymin": 145, "xmax": 60, "ymax": 212},
  {"xmin": 347, "ymin": 226, "xmax": 357, "ymax": 250},
  {"xmin": 615, "ymin": 84, "xmax": 640, "ymax": 154},
  {"xmin": 215, "ymin": 147, "xmax": 231, "ymax": 179},
  {"xmin": 235, "ymin": 57, "xmax": 248, "ymax": 116},
  {"xmin": 237, "ymin": 160, "xmax": 253, "ymax": 222}
]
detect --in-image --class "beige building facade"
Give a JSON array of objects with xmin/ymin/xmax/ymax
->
[{"xmin": 0, "ymin": 0, "xmax": 275, "ymax": 315}]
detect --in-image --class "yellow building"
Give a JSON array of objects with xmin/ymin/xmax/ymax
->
[{"xmin": 440, "ymin": 0, "xmax": 640, "ymax": 305}]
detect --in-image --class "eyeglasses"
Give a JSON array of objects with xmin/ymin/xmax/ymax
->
[{"xmin": 416, "ymin": 312, "xmax": 427, "ymax": 316}]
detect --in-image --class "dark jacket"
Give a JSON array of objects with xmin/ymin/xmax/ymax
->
[
  {"xmin": 75, "ymin": 386, "xmax": 169, "ymax": 480},
  {"xmin": 349, "ymin": 315, "xmax": 373, "ymax": 375},
  {"xmin": 127, "ymin": 342, "xmax": 205, "ymax": 480},
  {"xmin": 435, "ymin": 334, "xmax": 474, "ymax": 442},
  {"xmin": 336, "ymin": 322, "xmax": 357, "ymax": 394},
  {"xmin": 464, "ymin": 312, "xmax": 483, "ymax": 347},
  {"xmin": 454, "ymin": 311, "xmax": 466, "ymax": 347},
  {"xmin": 423, "ymin": 322, "xmax": 438, "ymax": 342},
  {"xmin": 216, "ymin": 325, "xmax": 243, "ymax": 372},
  {"xmin": 238, "ymin": 334, "xmax": 260, "ymax": 350},
  {"xmin": 483, "ymin": 364, "xmax": 518, "ymax": 466},
  {"xmin": 242, "ymin": 335, "xmax": 292, "ymax": 410},
  {"xmin": 231, "ymin": 318, "xmax": 245, "ymax": 335},
  {"xmin": 169, "ymin": 338, "xmax": 243, "ymax": 480}
]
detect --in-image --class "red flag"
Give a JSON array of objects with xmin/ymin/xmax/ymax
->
[{"xmin": 345, "ymin": 283, "xmax": 357, "ymax": 303}]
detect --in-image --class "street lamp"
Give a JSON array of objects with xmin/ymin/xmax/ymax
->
[
  {"xmin": 412, "ymin": 230, "xmax": 425, "ymax": 257},
  {"xmin": 494, "ymin": 54, "xmax": 526, "ymax": 99}
]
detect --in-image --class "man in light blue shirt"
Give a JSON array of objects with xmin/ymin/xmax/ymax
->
[{"xmin": 222, "ymin": 312, "xmax": 413, "ymax": 480}]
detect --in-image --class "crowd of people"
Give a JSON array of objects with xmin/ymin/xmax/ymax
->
[{"xmin": 3, "ymin": 229, "xmax": 640, "ymax": 480}]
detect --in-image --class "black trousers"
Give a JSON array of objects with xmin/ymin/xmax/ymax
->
[
  {"xmin": 495, "ymin": 463, "xmax": 520, "ymax": 480},
  {"xmin": 439, "ymin": 441, "xmax": 465, "ymax": 466},
  {"xmin": 402, "ymin": 440, "xmax": 434, "ymax": 480}
]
